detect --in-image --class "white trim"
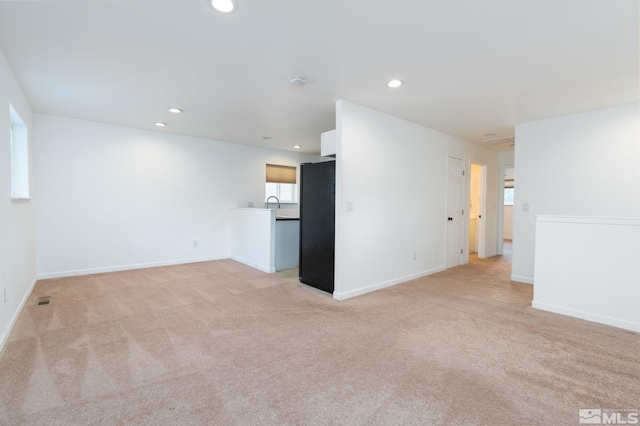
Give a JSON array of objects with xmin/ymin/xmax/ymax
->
[
  {"xmin": 510, "ymin": 274, "xmax": 533, "ymax": 284},
  {"xmin": 536, "ymin": 215, "xmax": 639, "ymax": 226},
  {"xmin": 484, "ymin": 251, "xmax": 498, "ymax": 258},
  {"xmin": 230, "ymin": 256, "xmax": 275, "ymax": 273},
  {"xmin": 532, "ymin": 301, "xmax": 640, "ymax": 333},
  {"xmin": 0, "ymin": 275, "xmax": 38, "ymax": 354},
  {"xmin": 333, "ymin": 265, "xmax": 446, "ymax": 300},
  {"xmin": 37, "ymin": 255, "xmax": 228, "ymax": 280}
]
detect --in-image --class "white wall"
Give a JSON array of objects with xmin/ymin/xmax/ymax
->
[
  {"xmin": 334, "ymin": 100, "xmax": 499, "ymax": 300},
  {"xmin": 503, "ymin": 205, "xmax": 513, "ymax": 239},
  {"xmin": 0, "ymin": 48, "xmax": 36, "ymax": 350},
  {"xmin": 512, "ymin": 103, "xmax": 640, "ymax": 283},
  {"xmin": 34, "ymin": 114, "xmax": 321, "ymax": 278},
  {"xmin": 499, "ymin": 151, "xmax": 514, "ymax": 167},
  {"xmin": 533, "ymin": 216, "xmax": 640, "ymax": 332}
]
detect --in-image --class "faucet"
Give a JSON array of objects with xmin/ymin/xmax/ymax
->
[{"xmin": 265, "ymin": 196, "xmax": 280, "ymax": 210}]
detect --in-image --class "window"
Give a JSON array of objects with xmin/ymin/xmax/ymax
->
[
  {"xmin": 504, "ymin": 188, "xmax": 514, "ymax": 206},
  {"xmin": 265, "ymin": 164, "xmax": 297, "ymax": 203},
  {"xmin": 9, "ymin": 104, "xmax": 29, "ymax": 199},
  {"xmin": 504, "ymin": 178, "xmax": 514, "ymax": 206}
]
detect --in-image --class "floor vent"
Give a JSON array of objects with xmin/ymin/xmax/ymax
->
[{"xmin": 36, "ymin": 296, "xmax": 51, "ymax": 306}]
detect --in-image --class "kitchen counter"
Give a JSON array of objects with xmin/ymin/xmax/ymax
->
[
  {"xmin": 228, "ymin": 208, "xmax": 299, "ymax": 273},
  {"xmin": 229, "ymin": 208, "xmax": 276, "ymax": 272},
  {"xmin": 276, "ymin": 216, "xmax": 300, "ymax": 221}
]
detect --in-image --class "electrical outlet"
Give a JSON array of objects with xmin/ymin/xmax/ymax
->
[
  {"xmin": 193, "ymin": 240, "xmax": 198, "ymax": 248},
  {"xmin": 346, "ymin": 201, "xmax": 354, "ymax": 211},
  {"xmin": 3, "ymin": 288, "xmax": 6, "ymax": 304},
  {"xmin": 413, "ymin": 252, "xmax": 417, "ymax": 260},
  {"xmin": 248, "ymin": 201, "xmax": 253, "ymax": 207}
]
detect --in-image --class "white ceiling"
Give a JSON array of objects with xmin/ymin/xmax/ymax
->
[{"xmin": 0, "ymin": 0, "xmax": 637, "ymax": 154}]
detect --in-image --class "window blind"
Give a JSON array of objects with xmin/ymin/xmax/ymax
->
[{"xmin": 266, "ymin": 164, "xmax": 297, "ymax": 184}]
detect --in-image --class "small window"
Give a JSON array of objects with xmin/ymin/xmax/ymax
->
[
  {"xmin": 9, "ymin": 105, "xmax": 29, "ymax": 199},
  {"xmin": 504, "ymin": 176, "xmax": 514, "ymax": 206},
  {"xmin": 265, "ymin": 164, "xmax": 297, "ymax": 203},
  {"xmin": 504, "ymin": 188, "xmax": 514, "ymax": 206}
]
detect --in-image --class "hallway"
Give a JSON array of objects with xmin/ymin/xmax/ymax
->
[{"xmin": 449, "ymin": 239, "xmax": 528, "ymax": 305}]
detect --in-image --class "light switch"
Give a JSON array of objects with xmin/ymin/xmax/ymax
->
[
  {"xmin": 523, "ymin": 203, "xmax": 530, "ymax": 212},
  {"xmin": 346, "ymin": 201, "xmax": 354, "ymax": 211}
]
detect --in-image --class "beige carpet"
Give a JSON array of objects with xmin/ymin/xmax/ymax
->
[{"xmin": 1, "ymin": 250, "xmax": 638, "ymax": 425}]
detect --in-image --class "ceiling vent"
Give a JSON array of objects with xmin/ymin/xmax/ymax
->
[{"xmin": 482, "ymin": 136, "xmax": 515, "ymax": 146}]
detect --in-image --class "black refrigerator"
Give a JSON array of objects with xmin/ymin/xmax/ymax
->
[{"xmin": 299, "ymin": 161, "xmax": 335, "ymax": 294}]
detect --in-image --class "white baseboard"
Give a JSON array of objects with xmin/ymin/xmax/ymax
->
[
  {"xmin": 510, "ymin": 274, "xmax": 534, "ymax": 284},
  {"xmin": 483, "ymin": 251, "xmax": 498, "ymax": 258},
  {"xmin": 0, "ymin": 275, "xmax": 38, "ymax": 354},
  {"xmin": 333, "ymin": 266, "xmax": 446, "ymax": 301},
  {"xmin": 229, "ymin": 256, "xmax": 275, "ymax": 274},
  {"xmin": 532, "ymin": 300, "xmax": 640, "ymax": 333},
  {"xmin": 37, "ymin": 255, "xmax": 229, "ymax": 280}
]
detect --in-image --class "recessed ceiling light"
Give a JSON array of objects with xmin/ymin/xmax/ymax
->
[
  {"xmin": 293, "ymin": 145, "xmax": 302, "ymax": 149},
  {"xmin": 209, "ymin": 0, "xmax": 236, "ymax": 13},
  {"xmin": 155, "ymin": 122, "xmax": 167, "ymax": 127},
  {"xmin": 262, "ymin": 136, "xmax": 272, "ymax": 140},
  {"xmin": 168, "ymin": 107, "xmax": 183, "ymax": 114},
  {"xmin": 387, "ymin": 79, "xmax": 403, "ymax": 88}
]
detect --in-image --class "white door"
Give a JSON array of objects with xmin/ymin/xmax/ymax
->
[{"xmin": 446, "ymin": 156, "xmax": 464, "ymax": 268}]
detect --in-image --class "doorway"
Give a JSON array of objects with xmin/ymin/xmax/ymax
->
[
  {"xmin": 497, "ymin": 165, "xmax": 515, "ymax": 257},
  {"xmin": 502, "ymin": 166, "xmax": 514, "ymax": 243},
  {"xmin": 468, "ymin": 162, "xmax": 486, "ymax": 258}
]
